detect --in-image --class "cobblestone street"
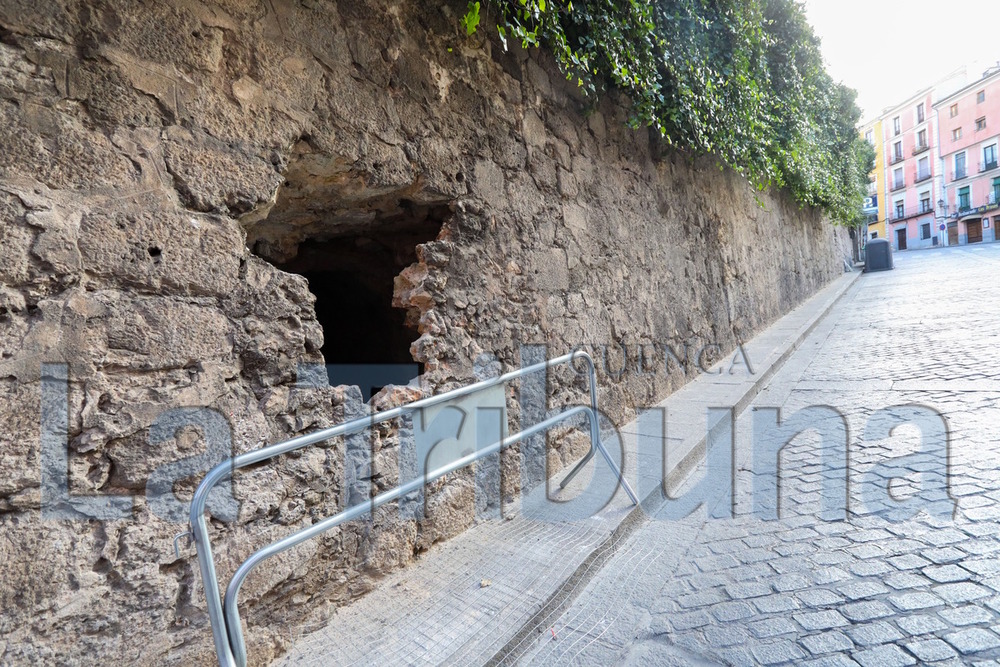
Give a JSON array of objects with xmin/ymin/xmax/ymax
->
[
  {"xmin": 7, "ymin": 1, "xmax": 1000, "ymax": 662},
  {"xmin": 518, "ymin": 244, "xmax": 1000, "ymax": 666}
]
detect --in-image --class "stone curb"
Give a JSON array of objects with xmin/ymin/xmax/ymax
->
[
  {"xmin": 486, "ymin": 268, "xmax": 865, "ymax": 665},
  {"xmin": 276, "ymin": 269, "xmax": 865, "ymax": 666},
  {"xmin": 662, "ymin": 267, "xmax": 865, "ymax": 491}
]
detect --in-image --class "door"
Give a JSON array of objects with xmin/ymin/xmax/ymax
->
[
  {"xmin": 896, "ymin": 227, "xmax": 907, "ymax": 250},
  {"xmin": 968, "ymin": 219, "xmax": 983, "ymax": 244},
  {"xmin": 948, "ymin": 221, "xmax": 959, "ymax": 246}
]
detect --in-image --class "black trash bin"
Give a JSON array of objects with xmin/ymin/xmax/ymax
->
[{"xmin": 864, "ymin": 238, "xmax": 893, "ymax": 272}]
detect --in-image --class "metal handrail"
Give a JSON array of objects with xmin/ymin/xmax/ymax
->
[{"xmin": 188, "ymin": 350, "xmax": 638, "ymax": 667}]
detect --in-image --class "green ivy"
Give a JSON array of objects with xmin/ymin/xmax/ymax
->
[
  {"xmin": 461, "ymin": 0, "xmax": 870, "ymax": 225},
  {"xmin": 461, "ymin": 1, "xmax": 481, "ymax": 34}
]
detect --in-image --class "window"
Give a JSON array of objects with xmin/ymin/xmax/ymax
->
[
  {"xmin": 993, "ymin": 177, "xmax": 1000, "ymax": 204},
  {"xmin": 917, "ymin": 156, "xmax": 930, "ymax": 180},
  {"xmin": 984, "ymin": 144, "xmax": 998, "ymax": 171},
  {"xmin": 977, "ymin": 117, "xmax": 987, "ymax": 131},
  {"xmin": 893, "ymin": 141, "xmax": 903, "ymax": 160},
  {"xmin": 893, "ymin": 116, "xmax": 901, "ymax": 135},
  {"xmin": 959, "ymin": 186, "xmax": 971, "ymax": 210},
  {"xmin": 917, "ymin": 129, "xmax": 927, "ymax": 148},
  {"xmin": 893, "ymin": 167, "xmax": 904, "ymax": 189},
  {"xmin": 865, "ymin": 129, "xmax": 874, "ymax": 145},
  {"xmin": 956, "ymin": 152, "xmax": 967, "ymax": 179},
  {"xmin": 917, "ymin": 103, "xmax": 925, "ymax": 123},
  {"xmin": 978, "ymin": 90, "xmax": 986, "ymax": 103},
  {"xmin": 953, "ymin": 128, "xmax": 963, "ymax": 141},
  {"xmin": 920, "ymin": 192, "xmax": 931, "ymax": 212},
  {"xmin": 921, "ymin": 223, "xmax": 931, "ymax": 239},
  {"xmin": 950, "ymin": 103, "xmax": 959, "ymax": 117},
  {"xmin": 871, "ymin": 231, "xmax": 878, "ymax": 239},
  {"xmin": 895, "ymin": 200, "xmax": 905, "ymax": 218}
]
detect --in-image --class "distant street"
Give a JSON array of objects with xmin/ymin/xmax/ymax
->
[{"xmin": 519, "ymin": 244, "xmax": 1000, "ymax": 666}]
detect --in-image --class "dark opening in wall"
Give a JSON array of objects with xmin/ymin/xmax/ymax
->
[{"xmin": 252, "ymin": 198, "xmax": 449, "ymax": 401}]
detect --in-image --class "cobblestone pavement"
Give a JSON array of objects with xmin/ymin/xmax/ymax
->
[{"xmin": 518, "ymin": 245, "xmax": 1000, "ymax": 666}]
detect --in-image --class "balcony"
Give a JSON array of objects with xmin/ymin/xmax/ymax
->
[
  {"xmin": 912, "ymin": 143, "xmax": 930, "ymax": 156},
  {"xmin": 953, "ymin": 168, "xmax": 968, "ymax": 181},
  {"xmin": 890, "ymin": 179, "xmax": 906, "ymax": 192},
  {"xmin": 980, "ymin": 160, "xmax": 999, "ymax": 173},
  {"xmin": 913, "ymin": 170, "xmax": 932, "ymax": 184},
  {"xmin": 890, "ymin": 153, "xmax": 906, "ymax": 165},
  {"xmin": 890, "ymin": 205, "xmax": 934, "ymax": 223}
]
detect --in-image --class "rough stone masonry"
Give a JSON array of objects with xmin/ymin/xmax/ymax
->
[{"xmin": 0, "ymin": 0, "xmax": 851, "ymax": 664}]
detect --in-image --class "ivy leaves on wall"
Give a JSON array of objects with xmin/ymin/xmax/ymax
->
[{"xmin": 461, "ymin": 0, "xmax": 871, "ymax": 225}]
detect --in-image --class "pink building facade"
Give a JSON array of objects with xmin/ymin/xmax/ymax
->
[
  {"xmin": 883, "ymin": 90, "xmax": 941, "ymax": 251},
  {"xmin": 934, "ymin": 67, "xmax": 1000, "ymax": 245}
]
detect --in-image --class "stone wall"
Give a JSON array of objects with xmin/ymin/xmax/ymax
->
[{"xmin": 0, "ymin": 0, "xmax": 851, "ymax": 664}]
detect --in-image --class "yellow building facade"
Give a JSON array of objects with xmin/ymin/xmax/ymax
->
[{"xmin": 860, "ymin": 118, "xmax": 886, "ymax": 240}]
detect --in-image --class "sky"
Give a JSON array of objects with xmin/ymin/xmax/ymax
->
[{"xmin": 801, "ymin": 0, "xmax": 1000, "ymax": 121}]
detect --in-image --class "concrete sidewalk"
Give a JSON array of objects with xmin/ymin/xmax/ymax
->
[
  {"xmin": 274, "ymin": 269, "xmax": 863, "ymax": 667},
  {"xmin": 516, "ymin": 244, "xmax": 1000, "ymax": 666}
]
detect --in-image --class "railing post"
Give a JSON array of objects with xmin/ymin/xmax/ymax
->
[
  {"xmin": 189, "ymin": 351, "xmax": 640, "ymax": 666},
  {"xmin": 189, "ymin": 461, "xmax": 240, "ymax": 667}
]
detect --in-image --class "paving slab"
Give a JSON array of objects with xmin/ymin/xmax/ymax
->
[
  {"xmin": 272, "ymin": 268, "xmax": 863, "ymax": 666},
  {"xmin": 515, "ymin": 245, "xmax": 1000, "ymax": 666}
]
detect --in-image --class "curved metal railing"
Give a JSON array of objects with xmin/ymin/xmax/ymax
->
[{"xmin": 188, "ymin": 350, "xmax": 638, "ymax": 667}]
